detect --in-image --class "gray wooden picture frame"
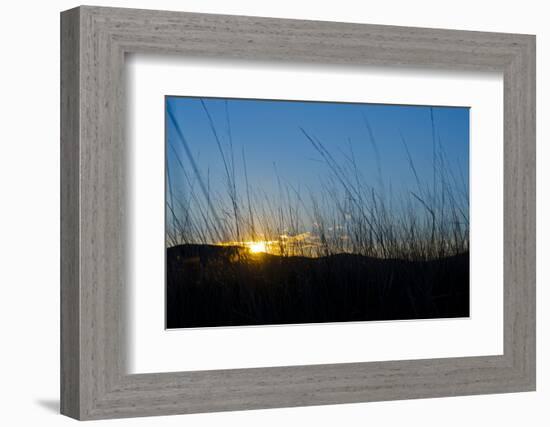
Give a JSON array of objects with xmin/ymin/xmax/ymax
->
[{"xmin": 60, "ymin": 5, "xmax": 536, "ymax": 420}]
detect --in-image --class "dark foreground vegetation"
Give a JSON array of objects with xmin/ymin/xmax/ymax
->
[{"xmin": 166, "ymin": 244, "xmax": 469, "ymax": 329}]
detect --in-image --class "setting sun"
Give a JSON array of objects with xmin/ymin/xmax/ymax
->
[{"xmin": 248, "ymin": 241, "xmax": 267, "ymax": 254}]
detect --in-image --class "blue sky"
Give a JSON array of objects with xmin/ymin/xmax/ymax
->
[{"xmin": 165, "ymin": 96, "xmax": 469, "ymax": 243}]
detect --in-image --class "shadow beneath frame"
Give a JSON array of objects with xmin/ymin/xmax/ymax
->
[{"xmin": 35, "ymin": 399, "xmax": 59, "ymax": 414}]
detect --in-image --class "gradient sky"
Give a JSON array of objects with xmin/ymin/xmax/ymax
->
[{"xmin": 165, "ymin": 96, "xmax": 469, "ymax": 240}]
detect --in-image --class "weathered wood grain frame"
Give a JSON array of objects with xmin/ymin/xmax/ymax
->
[{"xmin": 60, "ymin": 5, "xmax": 536, "ymax": 420}]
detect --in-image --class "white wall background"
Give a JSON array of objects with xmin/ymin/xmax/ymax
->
[{"xmin": 0, "ymin": 1, "xmax": 546, "ymax": 425}]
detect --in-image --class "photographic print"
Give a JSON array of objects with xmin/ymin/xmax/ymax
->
[{"xmin": 165, "ymin": 96, "xmax": 469, "ymax": 329}]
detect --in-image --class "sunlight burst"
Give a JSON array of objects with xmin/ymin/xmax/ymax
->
[{"xmin": 248, "ymin": 241, "xmax": 267, "ymax": 254}]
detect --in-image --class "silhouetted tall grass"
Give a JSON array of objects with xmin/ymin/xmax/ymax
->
[
  {"xmin": 165, "ymin": 100, "xmax": 469, "ymax": 328},
  {"xmin": 166, "ymin": 102, "xmax": 468, "ymax": 262}
]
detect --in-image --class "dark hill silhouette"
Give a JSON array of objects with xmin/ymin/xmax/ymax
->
[{"xmin": 166, "ymin": 244, "xmax": 469, "ymax": 328}]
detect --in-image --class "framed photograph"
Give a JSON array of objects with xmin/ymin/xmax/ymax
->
[
  {"xmin": 61, "ymin": 6, "xmax": 535, "ymax": 420},
  {"xmin": 164, "ymin": 96, "xmax": 470, "ymax": 329}
]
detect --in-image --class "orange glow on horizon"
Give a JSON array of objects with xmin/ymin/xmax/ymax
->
[{"xmin": 215, "ymin": 233, "xmax": 320, "ymax": 257}]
